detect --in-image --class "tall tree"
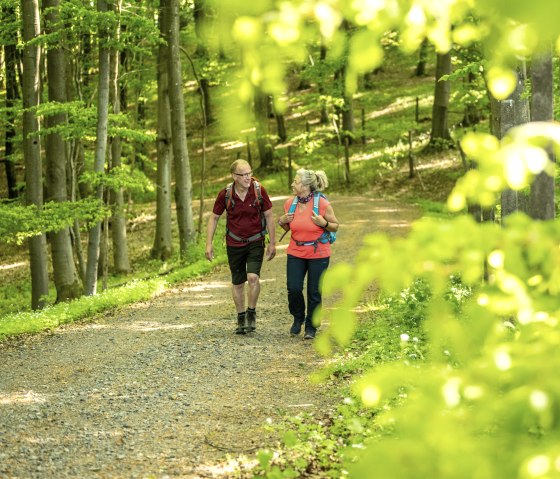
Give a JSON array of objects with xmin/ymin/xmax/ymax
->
[
  {"xmin": 254, "ymin": 88, "xmax": 274, "ymax": 169},
  {"xmin": 165, "ymin": 0, "xmax": 195, "ymax": 257},
  {"xmin": 427, "ymin": 51, "xmax": 452, "ymax": 149},
  {"xmin": 108, "ymin": 0, "xmax": 130, "ymax": 274},
  {"xmin": 3, "ymin": 5, "xmax": 20, "ymax": 200},
  {"xmin": 152, "ymin": 0, "xmax": 173, "ymax": 261},
  {"xmin": 43, "ymin": 0, "xmax": 82, "ymax": 302},
  {"xmin": 490, "ymin": 66, "xmax": 530, "ymax": 220},
  {"xmin": 84, "ymin": 0, "xmax": 111, "ymax": 295},
  {"xmin": 21, "ymin": 0, "xmax": 49, "ymax": 309},
  {"xmin": 529, "ymin": 51, "xmax": 555, "ymax": 220}
]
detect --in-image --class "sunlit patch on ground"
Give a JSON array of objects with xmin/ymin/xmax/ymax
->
[
  {"xmin": 122, "ymin": 322, "xmax": 196, "ymax": 332},
  {"xmin": 0, "ymin": 390, "xmax": 47, "ymax": 405},
  {"xmin": 0, "ymin": 261, "xmax": 26, "ymax": 271}
]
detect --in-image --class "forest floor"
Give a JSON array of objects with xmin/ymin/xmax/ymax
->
[{"xmin": 0, "ymin": 190, "xmax": 423, "ymax": 479}]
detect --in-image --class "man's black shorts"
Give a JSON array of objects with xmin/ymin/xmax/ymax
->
[{"xmin": 227, "ymin": 241, "xmax": 265, "ymax": 285}]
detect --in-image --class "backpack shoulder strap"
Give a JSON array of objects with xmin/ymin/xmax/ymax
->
[
  {"xmin": 313, "ymin": 191, "xmax": 327, "ymax": 215},
  {"xmin": 225, "ymin": 182, "xmax": 234, "ymax": 211},
  {"xmin": 288, "ymin": 196, "xmax": 298, "ymax": 214},
  {"xmin": 252, "ymin": 179, "xmax": 263, "ymax": 208}
]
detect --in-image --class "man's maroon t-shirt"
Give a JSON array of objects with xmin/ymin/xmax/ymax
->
[{"xmin": 212, "ymin": 182, "xmax": 272, "ymax": 247}]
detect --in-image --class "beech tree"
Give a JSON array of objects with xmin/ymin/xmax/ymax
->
[
  {"xmin": 84, "ymin": 0, "xmax": 111, "ymax": 296},
  {"xmin": 152, "ymin": 0, "xmax": 173, "ymax": 261},
  {"xmin": 427, "ymin": 51, "xmax": 452, "ymax": 149},
  {"xmin": 108, "ymin": 0, "xmax": 130, "ymax": 275},
  {"xmin": 164, "ymin": 0, "xmax": 195, "ymax": 257},
  {"xmin": 2, "ymin": 4, "xmax": 20, "ymax": 200},
  {"xmin": 529, "ymin": 51, "xmax": 555, "ymax": 220},
  {"xmin": 43, "ymin": 0, "xmax": 82, "ymax": 302},
  {"xmin": 21, "ymin": 0, "xmax": 49, "ymax": 309}
]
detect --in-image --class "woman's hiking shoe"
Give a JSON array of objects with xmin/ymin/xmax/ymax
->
[
  {"xmin": 246, "ymin": 309, "xmax": 256, "ymax": 332},
  {"xmin": 303, "ymin": 330, "xmax": 316, "ymax": 340},
  {"xmin": 290, "ymin": 321, "xmax": 303, "ymax": 337}
]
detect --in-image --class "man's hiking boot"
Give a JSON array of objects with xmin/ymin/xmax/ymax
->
[
  {"xmin": 235, "ymin": 313, "xmax": 248, "ymax": 334},
  {"xmin": 246, "ymin": 308, "xmax": 256, "ymax": 332}
]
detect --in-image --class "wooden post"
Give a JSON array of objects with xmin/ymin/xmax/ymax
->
[
  {"xmin": 344, "ymin": 136, "xmax": 351, "ymax": 185},
  {"xmin": 415, "ymin": 97, "xmax": 419, "ymax": 123},
  {"xmin": 288, "ymin": 145, "xmax": 293, "ymax": 188},
  {"xmin": 408, "ymin": 130, "xmax": 415, "ymax": 178},
  {"xmin": 306, "ymin": 121, "xmax": 310, "ymax": 133},
  {"xmin": 236, "ymin": 151, "xmax": 241, "ymax": 159},
  {"xmin": 361, "ymin": 108, "xmax": 366, "ymax": 144},
  {"xmin": 246, "ymin": 136, "xmax": 252, "ymax": 161}
]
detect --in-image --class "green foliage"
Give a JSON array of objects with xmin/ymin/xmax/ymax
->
[
  {"xmin": 0, "ymin": 243, "xmax": 228, "ymax": 339},
  {"xmin": 0, "ymin": 199, "xmax": 108, "ymax": 245}
]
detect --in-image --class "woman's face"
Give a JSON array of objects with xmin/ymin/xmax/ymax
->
[{"xmin": 291, "ymin": 175, "xmax": 309, "ymax": 197}]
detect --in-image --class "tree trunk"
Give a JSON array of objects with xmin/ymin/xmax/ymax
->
[
  {"xmin": 490, "ymin": 66, "xmax": 530, "ymax": 220},
  {"xmin": 109, "ymin": 0, "xmax": 130, "ymax": 274},
  {"xmin": 460, "ymin": 71, "xmax": 482, "ymax": 127},
  {"xmin": 199, "ymin": 77, "xmax": 214, "ymax": 125},
  {"xmin": 428, "ymin": 51, "xmax": 452, "ymax": 148},
  {"xmin": 3, "ymin": 5, "xmax": 19, "ymax": 200},
  {"xmin": 21, "ymin": 0, "xmax": 49, "ymax": 309},
  {"xmin": 254, "ymin": 88, "xmax": 274, "ymax": 169},
  {"xmin": 529, "ymin": 51, "xmax": 555, "ymax": 220},
  {"xmin": 165, "ymin": 0, "xmax": 195, "ymax": 257},
  {"xmin": 44, "ymin": 0, "xmax": 82, "ymax": 302},
  {"xmin": 415, "ymin": 38, "xmax": 428, "ymax": 77},
  {"xmin": 152, "ymin": 1, "xmax": 174, "ymax": 261},
  {"xmin": 84, "ymin": 0, "xmax": 111, "ymax": 295},
  {"xmin": 193, "ymin": 0, "xmax": 208, "ymax": 57}
]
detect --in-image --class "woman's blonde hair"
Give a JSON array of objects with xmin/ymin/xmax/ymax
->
[{"xmin": 296, "ymin": 168, "xmax": 329, "ymax": 192}]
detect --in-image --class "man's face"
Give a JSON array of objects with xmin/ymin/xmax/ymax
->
[{"xmin": 232, "ymin": 166, "xmax": 252, "ymax": 189}]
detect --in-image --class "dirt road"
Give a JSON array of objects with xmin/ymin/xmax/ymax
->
[{"xmin": 0, "ymin": 194, "xmax": 418, "ymax": 478}]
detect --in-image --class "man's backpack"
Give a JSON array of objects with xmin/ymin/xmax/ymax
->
[
  {"xmin": 287, "ymin": 192, "xmax": 336, "ymax": 247},
  {"xmin": 224, "ymin": 179, "xmax": 267, "ymax": 243}
]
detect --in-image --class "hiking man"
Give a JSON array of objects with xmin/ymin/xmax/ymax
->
[{"xmin": 206, "ymin": 159, "xmax": 276, "ymax": 334}]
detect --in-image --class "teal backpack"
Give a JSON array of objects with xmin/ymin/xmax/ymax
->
[{"xmin": 287, "ymin": 192, "xmax": 336, "ymax": 248}]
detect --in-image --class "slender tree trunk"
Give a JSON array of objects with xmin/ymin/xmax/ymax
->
[
  {"xmin": 490, "ymin": 66, "xmax": 530, "ymax": 220},
  {"xmin": 152, "ymin": 1, "xmax": 173, "ymax": 261},
  {"xmin": 193, "ymin": 0, "xmax": 208, "ymax": 57},
  {"xmin": 84, "ymin": 0, "xmax": 111, "ymax": 295},
  {"xmin": 254, "ymin": 88, "xmax": 274, "ymax": 168},
  {"xmin": 529, "ymin": 51, "xmax": 555, "ymax": 220},
  {"xmin": 415, "ymin": 38, "xmax": 428, "ymax": 76},
  {"xmin": 108, "ymin": 0, "xmax": 130, "ymax": 274},
  {"xmin": 43, "ymin": 0, "xmax": 82, "ymax": 302},
  {"xmin": 3, "ymin": 5, "xmax": 19, "ymax": 199},
  {"xmin": 21, "ymin": 0, "xmax": 49, "ymax": 309},
  {"xmin": 165, "ymin": 0, "xmax": 195, "ymax": 257},
  {"xmin": 428, "ymin": 51, "xmax": 452, "ymax": 148}
]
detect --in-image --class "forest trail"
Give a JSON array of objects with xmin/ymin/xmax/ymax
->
[{"xmin": 0, "ymin": 194, "xmax": 419, "ymax": 478}]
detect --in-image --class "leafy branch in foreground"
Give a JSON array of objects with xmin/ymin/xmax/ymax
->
[{"xmin": 0, "ymin": 198, "xmax": 108, "ymax": 245}]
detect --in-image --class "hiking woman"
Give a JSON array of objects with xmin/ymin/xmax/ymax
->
[{"xmin": 277, "ymin": 169, "xmax": 339, "ymax": 339}]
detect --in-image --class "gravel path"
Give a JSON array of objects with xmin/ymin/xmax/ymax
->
[{"xmin": 0, "ymin": 194, "xmax": 419, "ymax": 478}]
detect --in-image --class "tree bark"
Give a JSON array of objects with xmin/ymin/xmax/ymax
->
[
  {"xmin": 490, "ymin": 66, "xmax": 530, "ymax": 220},
  {"xmin": 109, "ymin": 0, "xmax": 130, "ymax": 274},
  {"xmin": 529, "ymin": 51, "xmax": 555, "ymax": 220},
  {"xmin": 428, "ymin": 51, "xmax": 452, "ymax": 148},
  {"xmin": 21, "ymin": 0, "xmax": 49, "ymax": 309},
  {"xmin": 152, "ymin": 0, "xmax": 174, "ymax": 261},
  {"xmin": 3, "ymin": 5, "xmax": 20, "ymax": 200},
  {"xmin": 85, "ymin": 0, "xmax": 111, "ymax": 295},
  {"xmin": 44, "ymin": 0, "xmax": 82, "ymax": 302},
  {"xmin": 254, "ymin": 88, "xmax": 274, "ymax": 169},
  {"xmin": 415, "ymin": 38, "xmax": 428, "ymax": 77},
  {"xmin": 165, "ymin": 0, "xmax": 195, "ymax": 257}
]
